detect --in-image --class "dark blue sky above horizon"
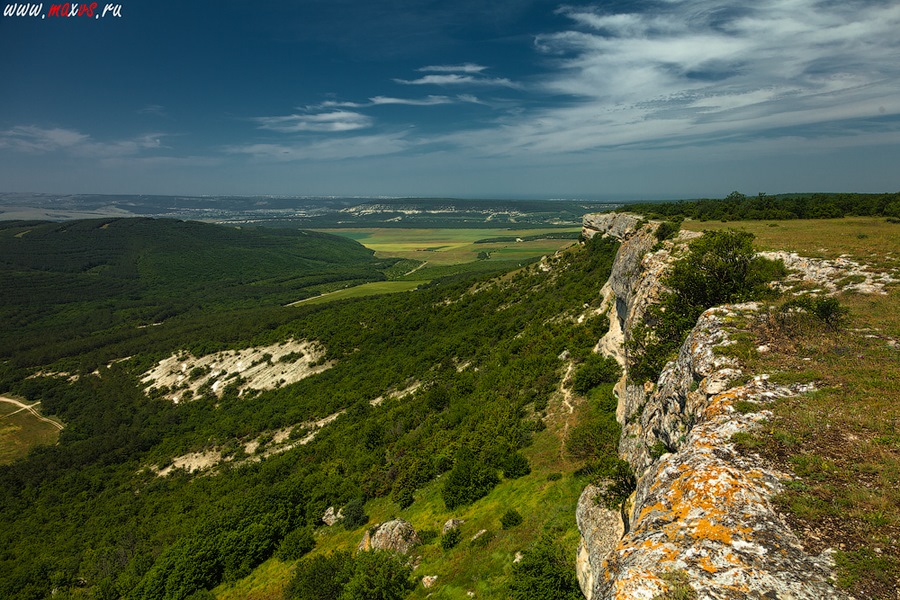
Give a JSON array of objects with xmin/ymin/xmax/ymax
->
[{"xmin": 2, "ymin": 0, "xmax": 899, "ymax": 199}]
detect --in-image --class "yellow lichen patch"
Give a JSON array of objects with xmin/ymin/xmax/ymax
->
[
  {"xmin": 697, "ymin": 555, "xmax": 719, "ymax": 573},
  {"xmin": 690, "ymin": 518, "xmax": 737, "ymax": 544},
  {"xmin": 639, "ymin": 538, "xmax": 680, "ymax": 563}
]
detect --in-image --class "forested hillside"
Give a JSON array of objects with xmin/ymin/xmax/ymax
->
[
  {"xmin": 0, "ymin": 220, "xmax": 621, "ymax": 599},
  {"xmin": 0, "ymin": 218, "xmax": 391, "ymax": 366},
  {"xmin": 627, "ymin": 191, "xmax": 900, "ymax": 221}
]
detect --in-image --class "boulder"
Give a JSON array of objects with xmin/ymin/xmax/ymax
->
[
  {"xmin": 441, "ymin": 518, "xmax": 464, "ymax": 535},
  {"xmin": 357, "ymin": 519, "xmax": 421, "ymax": 554},
  {"xmin": 321, "ymin": 506, "xmax": 342, "ymax": 526}
]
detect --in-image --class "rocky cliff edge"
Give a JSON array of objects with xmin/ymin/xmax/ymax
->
[{"xmin": 576, "ymin": 213, "xmax": 849, "ymax": 600}]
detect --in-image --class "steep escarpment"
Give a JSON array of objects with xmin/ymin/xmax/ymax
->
[{"xmin": 577, "ymin": 213, "xmax": 849, "ymax": 600}]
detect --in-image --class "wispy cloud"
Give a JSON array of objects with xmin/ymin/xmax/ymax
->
[
  {"xmin": 138, "ymin": 104, "xmax": 167, "ymax": 117},
  {"xmin": 418, "ymin": 63, "xmax": 487, "ymax": 73},
  {"xmin": 0, "ymin": 126, "xmax": 164, "ymax": 157},
  {"xmin": 316, "ymin": 94, "xmax": 484, "ymax": 109},
  {"xmin": 394, "ymin": 73, "xmax": 519, "ymax": 88},
  {"xmin": 254, "ymin": 111, "xmax": 373, "ymax": 133},
  {"xmin": 225, "ymin": 132, "xmax": 411, "ymax": 161},
  {"xmin": 436, "ymin": 0, "xmax": 900, "ymax": 157}
]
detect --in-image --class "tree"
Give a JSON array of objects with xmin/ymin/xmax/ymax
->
[
  {"xmin": 276, "ymin": 527, "xmax": 315, "ymax": 562},
  {"xmin": 285, "ymin": 552, "xmax": 353, "ymax": 600}
]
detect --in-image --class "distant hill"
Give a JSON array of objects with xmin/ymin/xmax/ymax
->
[
  {"xmin": 0, "ymin": 193, "xmax": 620, "ymax": 228},
  {"xmin": 0, "ymin": 218, "xmax": 390, "ymax": 361}
]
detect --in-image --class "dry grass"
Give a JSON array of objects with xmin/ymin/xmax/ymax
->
[
  {"xmin": 681, "ymin": 216, "xmax": 900, "ymax": 269},
  {"xmin": 718, "ymin": 217, "xmax": 900, "ymax": 598}
]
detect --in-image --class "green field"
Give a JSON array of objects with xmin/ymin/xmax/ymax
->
[
  {"xmin": 681, "ymin": 216, "xmax": 900, "ymax": 266},
  {"xmin": 287, "ymin": 280, "xmax": 427, "ymax": 306}
]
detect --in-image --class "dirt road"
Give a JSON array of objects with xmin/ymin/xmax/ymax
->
[{"xmin": 0, "ymin": 396, "xmax": 64, "ymax": 430}]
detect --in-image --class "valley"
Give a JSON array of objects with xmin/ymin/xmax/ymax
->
[{"xmin": 0, "ymin": 195, "xmax": 898, "ymax": 599}]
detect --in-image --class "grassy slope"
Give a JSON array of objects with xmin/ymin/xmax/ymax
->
[
  {"xmin": 685, "ymin": 216, "xmax": 900, "ymax": 598},
  {"xmin": 216, "ymin": 400, "xmax": 586, "ymax": 600}
]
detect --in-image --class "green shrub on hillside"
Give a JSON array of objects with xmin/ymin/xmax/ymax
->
[
  {"xmin": 341, "ymin": 498, "xmax": 369, "ymax": 530},
  {"xmin": 502, "ymin": 452, "xmax": 531, "ymax": 479},
  {"xmin": 441, "ymin": 447, "xmax": 500, "ymax": 509},
  {"xmin": 441, "ymin": 528, "xmax": 461, "ymax": 550},
  {"xmin": 572, "ymin": 354, "xmax": 621, "ymax": 394},
  {"xmin": 276, "ymin": 527, "xmax": 315, "ymax": 562},
  {"xmin": 501, "ymin": 509, "xmax": 523, "ymax": 529},
  {"xmin": 509, "ymin": 536, "xmax": 583, "ymax": 600},
  {"xmin": 285, "ymin": 550, "xmax": 414, "ymax": 600}
]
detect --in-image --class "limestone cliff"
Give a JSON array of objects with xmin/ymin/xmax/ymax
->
[{"xmin": 576, "ymin": 213, "xmax": 848, "ymax": 600}]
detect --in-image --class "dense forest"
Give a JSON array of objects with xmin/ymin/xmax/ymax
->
[
  {"xmin": 0, "ymin": 219, "xmax": 622, "ymax": 599},
  {"xmin": 0, "ymin": 218, "xmax": 397, "ymax": 366},
  {"xmin": 627, "ymin": 191, "xmax": 900, "ymax": 221}
]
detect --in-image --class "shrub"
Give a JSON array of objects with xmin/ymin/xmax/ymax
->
[
  {"xmin": 649, "ymin": 440, "xmax": 669, "ymax": 460},
  {"xmin": 503, "ymin": 453, "xmax": 531, "ymax": 479},
  {"xmin": 654, "ymin": 219, "xmax": 682, "ymax": 242},
  {"xmin": 572, "ymin": 354, "xmax": 621, "ymax": 395},
  {"xmin": 276, "ymin": 527, "xmax": 315, "ymax": 562},
  {"xmin": 285, "ymin": 550, "xmax": 414, "ymax": 600},
  {"xmin": 339, "ymin": 550, "xmax": 416, "ymax": 600},
  {"xmin": 566, "ymin": 410, "xmax": 620, "ymax": 461},
  {"xmin": 441, "ymin": 447, "xmax": 500, "ymax": 510},
  {"xmin": 440, "ymin": 527, "xmax": 461, "ymax": 550},
  {"xmin": 627, "ymin": 230, "xmax": 785, "ymax": 382},
  {"xmin": 779, "ymin": 296, "xmax": 849, "ymax": 330},
  {"xmin": 509, "ymin": 536, "xmax": 583, "ymax": 600},
  {"xmin": 417, "ymin": 528, "xmax": 438, "ymax": 545},
  {"xmin": 341, "ymin": 497, "xmax": 369, "ymax": 530},
  {"xmin": 501, "ymin": 509, "xmax": 523, "ymax": 529}
]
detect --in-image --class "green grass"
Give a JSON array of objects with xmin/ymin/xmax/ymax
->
[
  {"xmin": 681, "ymin": 216, "xmax": 900, "ymax": 269},
  {"xmin": 215, "ymin": 419, "xmax": 585, "ymax": 600},
  {"xmin": 286, "ymin": 280, "xmax": 427, "ymax": 306}
]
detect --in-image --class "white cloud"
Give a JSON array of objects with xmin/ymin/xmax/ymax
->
[
  {"xmin": 394, "ymin": 73, "xmax": 519, "ymax": 88},
  {"xmin": 138, "ymin": 104, "xmax": 167, "ymax": 117},
  {"xmin": 0, "ymin": 126, "xmax": 164, "ymax": 157},
  {"xmin": 439, "ymin": 0, "xmax": 900, "ymax": 157},
  {"xmin": 254, "ymin": 111, "xmax": 373, "ymax": 133},
  {"xmin": 224, "ymin": 132, "xmax": 411, "ymax": 161}
]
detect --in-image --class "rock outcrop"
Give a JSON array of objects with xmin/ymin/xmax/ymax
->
[
  {"xmin": 442, "ymin": 518, "xmax": 465, "ymax": 534},
  {"xmin": 576, "ymin": 213, "xmax": 850, "ymax": 600},
  {"xmin": 322, "ymin": 506, "xmax": 343, "ymax": 526},
  {"xmin": 357, "ymin": 519, "xmax": 421, "ymax": 554}
]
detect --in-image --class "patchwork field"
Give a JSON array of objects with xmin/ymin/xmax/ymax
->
[{"xmin": 317, "ymin": 227, "xmax": 580, "ymax": 266}]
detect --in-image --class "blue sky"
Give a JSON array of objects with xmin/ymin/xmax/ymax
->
[{"xmin": 2, "ymin": 0, "xmax": 899, "ymax": 199}]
